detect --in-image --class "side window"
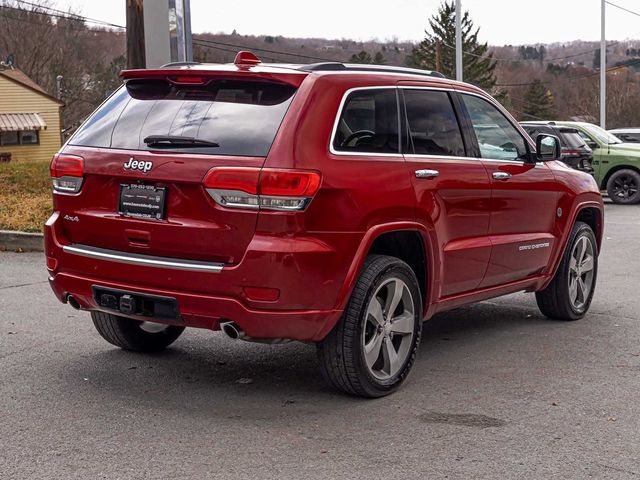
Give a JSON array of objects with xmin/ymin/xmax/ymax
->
[
  {"xmin": 462, "ymin": 94, "xmax": 528, "ymax": 161},
  {"xmin": 403, "ymin": 89, "xmax": 465, "ymax": 157},
  {"xmin": 333, "ymin": 88, "xmax": 399, "ymax": 154},
  {"xmin": 577, "ymin": 130, "xmax": 595, "ymax": 144}
]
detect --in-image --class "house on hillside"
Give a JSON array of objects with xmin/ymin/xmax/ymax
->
[{"xmin": 0, "ymin": 67, "xmax": 63, "ymax": 163}]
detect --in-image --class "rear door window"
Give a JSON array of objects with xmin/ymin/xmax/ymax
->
[
  {"xmin": 402, "ymin": 89, "xmax": 465, "ymax": 157},
  {"xmin": 332, "ymin": 88, "xmax": 400, "ymax": 154},
  {"xmin": 69, "ymin": 80, "xmax": 297, "ymax": 157}
]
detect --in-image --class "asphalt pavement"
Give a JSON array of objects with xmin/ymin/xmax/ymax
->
[{"xmin": 1, "ymin": 202, "xmax": 640, "ymax": 479}]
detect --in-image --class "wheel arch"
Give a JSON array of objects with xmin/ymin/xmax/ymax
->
[
  {"xmin": 367, "ymin": 231, "xmax": 428, "ymax": 309},
  {"xmin": 316, "ymin": 222, "xmax": 437, "ymax": 341},
  {"xmin": 575, "ymin": 206, "xmax": 604, "ymax": 251},
  {"xmin": 540, "ymin": 199, "xmax": 604, "ymax": 291}
]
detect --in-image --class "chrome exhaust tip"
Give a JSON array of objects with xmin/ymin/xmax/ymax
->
[
  {"xmin": 67, "ymin": 294, "xmax": 81, "ymax": 310},
  {"xmin": 220, "ymin": 321, "xmax": 245, "ymax": 340}
]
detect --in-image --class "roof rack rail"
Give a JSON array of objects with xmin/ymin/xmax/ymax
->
[
  {"xmin": 299, "ymin": 62, "xmax": 446, "ymax": 79},
  {"xmin": 161, "ymin": 61, "xmax": 202, "ymax": 68}
]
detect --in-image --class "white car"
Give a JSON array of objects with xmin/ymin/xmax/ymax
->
[{"xmin": 609, "ymin": 128, "xmax": 640, "ymax": 144}]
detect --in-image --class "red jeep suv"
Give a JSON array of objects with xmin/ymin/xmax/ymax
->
[{"xmin": 45, "ymin": 52, "xmax": 604, "ymax": 397}]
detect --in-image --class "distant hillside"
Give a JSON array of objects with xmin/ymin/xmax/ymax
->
[
  {"xmin": 192, "ymin": 33, "xmax": 640, "ymax": 127},
  {"xmin": 193, "ymin": 32, "xmax": 413, "ymax": 65},
  {"xmin": 2, "ymin": 2, "xmax": 639, "ymax": 130}
]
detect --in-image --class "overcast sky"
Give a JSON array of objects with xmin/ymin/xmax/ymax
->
[{"xmin": 61, "ymin": 0, "xmax": 640, "ymax": 45}]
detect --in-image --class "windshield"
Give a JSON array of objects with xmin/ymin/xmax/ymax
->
[
  {"xmin": 69, "ymin": 79, "xmax": 297, "ymax": 157},
  {"xmin": 582, "ymin": 123, "xmax": 623, "ymax": 145}
]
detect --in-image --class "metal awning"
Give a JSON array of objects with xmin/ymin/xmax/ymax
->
[{"xmin": 0, "ymin": 113, "xmax": 47, "ymax": 132}]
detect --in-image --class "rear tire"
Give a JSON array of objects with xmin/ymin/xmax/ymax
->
[
  {"xmin": 606, "ymin": 169, "xmax": 640, "ymax": 204},
  {"xmin": 317, "ymin": 255, "xmax": 422, "ymax": 398},
  {"xmin": 536, "ymin": 221, "xmax": 598, "ymax": 321},
  {"xmin": 91, "ymin": 311, "xmax": 185, "ymax": 352}
]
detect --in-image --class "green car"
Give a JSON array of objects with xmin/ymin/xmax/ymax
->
[{"xmin": 556, "ymin": 121, "xmax": 640, "ymax": 204}]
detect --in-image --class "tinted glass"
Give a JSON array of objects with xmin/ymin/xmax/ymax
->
[
  {"xmin": 522, "ymin": 125, "xmax": 553, "ymax": 139},
  {"xmin": 1, "ymin": 131, "xmax": 18, "ymax": 146},
  {"xmin": 462, "ymin": 94, "xmax": 528, "ymax": 161},
  {"xmin": 69, "ymin": 80, "xmax": 297, "ymax": 157},
  {"xmin": 20, "ymin": 130, "xmax": 39, "ymax": 145},
  {"xmin": 558, "ymin": 129, "xmax": 586, "ymax": 148},
  {"xmin": 617, "ymin": 133, "xmax": 640, "ymax": 143},
  {"xmin": 333, "ymin": 89, "xmax": 399, "ymax": 154},
  {"xmin": 403, "ymin": 89, "xmax": 465, "ymax": 157}
]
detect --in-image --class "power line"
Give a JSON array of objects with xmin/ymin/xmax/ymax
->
[
  {"xmin": 496, "ymin": 58, "xmax": 640, "ymax": 87},
  {"xmin": 193, "ymin": 37, "xmax": 341, "ymax": 63},
  {"xmin": 605, "ymin": 0, "xmax": 640, "ymax": 18},
  {"xmin": 192, "ymin": 40, "xmax": 281, "ymax": 62},
  {"xmin": 0, "ymin": 1, "xmax": 124, "ymax": 29},
  {"xmin": 441, "ymin": 40, "xmax": 619, "ymax": 65},
  {"xmin": 0, "ymin": 9, "xmax": 99, "ymax": 31},
  {"xmin": 13, "ymin": 0, "xmax": 125, "ymax": 28}
]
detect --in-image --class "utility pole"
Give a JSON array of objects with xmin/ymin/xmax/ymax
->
[
  {"xmin": 600, "ymin": 0, "xmax": 606, "ymax": 128},
  {"xmin": 455, "ymin": 0, "xmax": 463, "ymax": 81},
  {"xmin": 435, "ymin": 40, "xmax": 442, "ymax": 73},
  {"xmin": 126, "ymin": 0, "xmax": 146, "ymax": 69}
]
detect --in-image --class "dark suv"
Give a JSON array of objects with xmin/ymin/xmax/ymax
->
[
  {"xmin": 45, "ymin": 52, "xmax": 604, "ymax": 397},
  {"xmin": 521, "ymin": 122, "xmax": 594, "ymax": 174}
]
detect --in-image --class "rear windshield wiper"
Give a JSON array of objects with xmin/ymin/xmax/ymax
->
[{"xmin": 143, "ymin": 135, "xmax": 220, "ymax": 148}]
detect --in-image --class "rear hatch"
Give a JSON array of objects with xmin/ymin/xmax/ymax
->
[
  {"xmin": 55, "ymin": 67, "xmax": 304, "ymax": 264},
  {"xmin": 557, "ymin": 127, "xmax": 594, "ymax": 172}
]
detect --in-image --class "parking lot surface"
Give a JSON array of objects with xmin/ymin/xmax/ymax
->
[{"xmin": 1, "ymin": 202, "xmax": 639, "ymax": 479}]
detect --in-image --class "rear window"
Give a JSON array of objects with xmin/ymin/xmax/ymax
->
[
  {"xmin": 558, "ymin": 128, "xmax": 586, "ymax": 148},
  {"xmin": 69, "ymin": 79, "xmax": 297, "ymax": 157}
]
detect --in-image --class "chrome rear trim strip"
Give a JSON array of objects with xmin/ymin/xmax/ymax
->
[{"xmin": 63, "ymin": 244, "xmax": 224, "ymax": 273}]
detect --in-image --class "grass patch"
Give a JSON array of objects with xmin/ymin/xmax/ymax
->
[{"xmin": 0, "ymin": 161, "xmax": 52, "ymax": 233}]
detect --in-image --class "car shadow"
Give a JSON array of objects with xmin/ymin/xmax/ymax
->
[{"xmin": 55, "ymin": 299, "xmax": 550, "ymax": 418}]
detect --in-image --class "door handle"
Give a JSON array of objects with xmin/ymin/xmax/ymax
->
[
  {"xmin": 415, "ymin": 169, "xmax": 439, "ymax": 178},
  {"xmin": 492, "ymin": 172, "xmax": 512, "ymax": 181}
]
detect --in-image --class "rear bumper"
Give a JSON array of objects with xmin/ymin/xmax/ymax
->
[
  {"xmin": 48, "ymin": 272, "xmax": 341, "ymax": 341},
  {"xmin": 45, "ymin": 212, "xmax": 358, "ymax": 341}
]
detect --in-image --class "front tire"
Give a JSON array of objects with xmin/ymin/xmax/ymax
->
[
  {"xmin": 606, "ymin": 169, "xmax": 640, "ymax": 204},
  {"xmin": 91, "ymin": 311, "xmax": 185, "ymax": 352},
  {"xmin": 536, "ymin": 221, "xmax": 598, "ymax": 320},
  {"xmin": 317, "ymin": 255, "xmax": 422, "ymax": 398}
]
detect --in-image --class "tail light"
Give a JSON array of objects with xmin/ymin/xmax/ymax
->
[
  {"xmin": 50, "ymin": 154, "xmax": 84, "ymax": 193},
  {"xmin": 203, "ymin": 167, "xmax": 321, "ymax": 211},
  {"xmin": 561, "ymin": 148, "xmax": 580, "ymax": 157}
]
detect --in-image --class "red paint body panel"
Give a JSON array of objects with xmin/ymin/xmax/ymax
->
[{"xmin": 45, "ymin": 66, "xmax": 604, "ymax": 341}]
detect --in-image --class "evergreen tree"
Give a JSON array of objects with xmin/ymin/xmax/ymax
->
[
  {"xmin": 522, "ymin": 79, "xmax": 555, "ymax": 119},
  {"xmin": 373, "ymin": 51, "xmax": 386, "ymax": 65},
  {"xmin": 406, "ymin": 1, "xmax": 497, "ymax": 89},
  {"xmin": 593, "ymin": 48, "xmax": 601, "ymax": 69},
  {"xmin": 349, "ymin": 51, "xmax": 373, "ymax": 64}
]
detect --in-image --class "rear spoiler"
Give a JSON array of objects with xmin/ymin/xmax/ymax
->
[{"xmin": 120, "ymin": 65, "xmax": 308, "ymax": 88}]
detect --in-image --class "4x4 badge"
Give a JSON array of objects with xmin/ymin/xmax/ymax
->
[{"xmin": 123, "ymin": 157, "xmax": 153, "ymax": 173}]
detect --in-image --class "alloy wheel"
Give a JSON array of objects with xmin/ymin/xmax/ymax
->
[
  {"xmin": 612, "ymin": 174, "xmax": 639, "ymax": 200},
  {"xmin": 568, "ymin": 235, "xmax": 595, "ymax": 311},
  {"xmin": 362, "ymin": 278, "xmax": 416, "ymax": 380}
]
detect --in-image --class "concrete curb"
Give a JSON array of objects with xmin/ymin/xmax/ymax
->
[{"xmin": 0, "ymin": 230, "xmax": 44, "ymax": 252}]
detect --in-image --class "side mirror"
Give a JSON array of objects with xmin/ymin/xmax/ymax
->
[
  {"xmin": 586, "ymin": 140, "xmax": 598, "ymax": 149},
  {"xmin": 536, "ymin": 134, "xmax": 561, "ymax": 161}
]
